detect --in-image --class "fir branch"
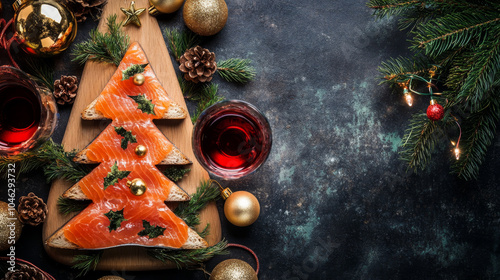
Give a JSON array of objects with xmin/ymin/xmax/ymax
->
[
  {"xmin": 217, "ymin": 58, "xmax": 256, "ymax": 83},
  {"xmin": 163, "ymin": 167, "xmax": 191, "ymax": 182},
  {"xmin": 164, "ymin": 28, "xmax": 201, "ymax": 62},
  {"xmin": 22, "ymin": 57, "xmax": 55, "ymax": 91},
  {"xmin": 148, "ymin": 240, "xmax": 229, "ymax": 269},
  {"xmin": 198, "ymin": 223, "xmax": 210, "ymax": 239},
  {"xmin": 378, "ymin": 56, "xmax": 433, "ymax": 87},
  {"xmin": 57, "ymin": 197, "xmax": 91, "ymax": 215},
  {"xmin": 72, "ymin": 14, "xmax": 129, "ymax": 66},
  {"xmin": 72, "ymin": 252, "xmax": 103, "ymax": 278},
  {"xmin": 174, "ymin": 180, "xmax": 221, "ymax": 228},
  {"xmin": 178, "ymin": 75, "xmax": 204, "ymax": 99},
  {"xmin": 191, "ymin": 84, "xmax": 224, "ymax": 123},
  {"xmin": 399, "ymin": 113, "xmax": 443, "ymax": 172}
]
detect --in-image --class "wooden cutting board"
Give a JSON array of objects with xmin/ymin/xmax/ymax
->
[{"xmin": 42, "ymin": 0, "xmax": 221, "ymax": 270}]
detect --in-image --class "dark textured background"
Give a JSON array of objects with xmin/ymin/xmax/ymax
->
[{"xmin": 1, "ymin": 0, "xmax": 500, "ymax": 279}]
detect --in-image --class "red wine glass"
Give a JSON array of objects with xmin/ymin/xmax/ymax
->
[
  {"xmin": 0, "ymin": 66, "xmax": 58, "ymax": 156},
  {"xmin": 192, "ymin": 100, "xmax": 272, "ymax": 179}
]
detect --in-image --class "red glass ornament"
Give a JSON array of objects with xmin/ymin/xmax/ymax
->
[{"xmin": 427, "ymin": 100, "xmax": 444, "ymax": 121}]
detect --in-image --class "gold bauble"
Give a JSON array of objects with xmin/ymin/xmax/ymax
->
[
  {"xmin": 13, "ymin": 0, "xmax": 77, "ymax": 56},
  {"xmin": 127, "ymin": 178, "xmax": 147, "ymax": 196},
  {"xmin": 0, "ymin": 2, "xmax": 2, "ymax": 14},
  {"xmin": 97, "ymin": 276, "xmax": 125, "ymax": 280},
  {"xmin": 224, "ymin": 191, "xmax": 260, "ymax": 227},
  {"xmin": 0, "ymin": 201, "xmax": 23, "ymax": 251},
  {"xmin": 135, "ymin": 144, "xmax": 148, "ymax": 156},
  {"xmin": 133, "ymin": 73, "xmax": 146, "ymax": 86},
  {"xmin": 149, "ymin": 0, "xmax": 185, "ymax": 15},
  {"xmin": 210, "ymin": 259, "xmax": 258, "ymax": 280},
  {"xmin": 183, "ymin": 0, "xmax": 228, "ymax": 36}
]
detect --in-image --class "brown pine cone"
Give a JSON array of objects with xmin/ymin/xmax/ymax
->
[
  {"xmin": 3, "ymin": 264, "xmax": 47, "ymax": 280},
  {"xmin": 62, "ymin": 0, "xmax": 107, "ymax": 22},
  {"xmin": 17, "ymin": 193, "xmax": 48, "ymax": 227},
  {"xmin": 53, "ymin": 75, "xmax": 78, "ymax": 105},
  {"xmin": 179, "ymin": 46, "xmax": 217, "ymax": 83}
]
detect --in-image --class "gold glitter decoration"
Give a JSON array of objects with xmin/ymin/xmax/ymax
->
[
  {"xmin": 210, "ymin": 259, "xmax": 258, "ymax": 280},
  {"xmin": 223, "ymin": 191, "xmax": 260, "ymax": 227},
  {"xmin": 0, "ymin": 201, "xmax": 23, "ymax": 251},
  {"xmin": 121, "ymin": 1, "xmax": 146, "ymax": 27},
  {"xmin": 183, "ymin": 0, "xmax": 228, "ymax": 36},
  {"xmin": 148, "ymin": 0, "xmax": 185, "ymax": 15},
  {"xmin": 98, "ymin": 276, "xmax": 126, "ymax": 280},
  {"xmin": 13, "ymin": 0, "xmax": 77, "ymax": 56}
]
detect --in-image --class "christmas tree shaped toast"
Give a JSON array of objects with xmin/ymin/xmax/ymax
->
[{"xmin": 47, "ymin": 42, "xmax": 208, "ymax": 250}]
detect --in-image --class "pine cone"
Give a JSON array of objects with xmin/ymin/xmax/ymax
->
[
  {"xmin": 53, "ymin": 75, "xmax": 78, "ymax": 105},
  {"xmin": 62, "ymin": 0, "xmax": 107, "ymax": 22},
  {"xmin": 179, "ymin": 46, "xmax": 217, "ymax": 83},
  {"xmin": 3, "ymin": 264, "xmax": 46, "ymax": 280},
  {"xmin": 17, "ymin": 193, "xmax": 48, "ymax": 227}
]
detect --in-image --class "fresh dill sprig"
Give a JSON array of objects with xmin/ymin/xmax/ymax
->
[
  {"xmin": 72, "ymin": 251, "xmax": 103, "ymax": 278},
  {"xmin": 174, "ymin": 180, "xmax": 221, "ymax": 228},
  {"xmin": 191, "ymin": 84, "xmax": 224, "ymax": 124},
  {"xmin": 217, "ymin": 58, "xmax": 256, "ymax": 83},
  {"xmin": 57, "ymin": 197, "xmax": 91, "ymax": 215},
  {"xmin": 163, "ymin": 166, "xmax": 191, "ymax": 182},
  {"xmin": 148, "ymin": 240, "xmax": 229, "ymax": 269},
  {"xmin": 164, "ymin": 28, "xmax": 201, "ymax": 62},
  {"xmin": 72, "ymin": 14, "xmax": 130, "ymax": 66}
]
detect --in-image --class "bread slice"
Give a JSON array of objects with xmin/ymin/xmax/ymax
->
[
  {"xmin": 46, "ymin": 225, "xmax": 208, "ymax": 250},
  {"xmin": 73, "ymin": 144, "xmax": 191, "ymax": 165},
  {"xmin": 82, "ymin": 98, "xmax": 187, "ymax": 120},
  {"xmin": 62, "ymin": 180, "xmax": 190, "ymax": 202}
]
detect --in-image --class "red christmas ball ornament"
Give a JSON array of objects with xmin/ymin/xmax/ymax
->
[{"xmin": 427, "ymin": 99, "xmax": 444, "ymax": 121}]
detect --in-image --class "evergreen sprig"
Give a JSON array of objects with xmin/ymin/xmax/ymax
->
[
  {"xmin": 72, "ymin": 251, "xmax": 103, "ymax": 278},
  {"xmin": 368, "ymin": 0, "xmax": 500, "ymax": 180},
  {"xmin": 57, "ymin": 197, "xmax": 91, "ymax": 215},
  {"xmin": 22, "ymin": 57, "xmax": 55, "ymax": 91},
  {"xmin": 72, "ymin": 14, "xmax": 130, "ymax": 66},
  {"xmin": 164, "ymin": 28, "xmax": 201, "ymax": 62},
  {"xmin": 174, "ymin": 180, "xmax": 221, "ymax": 228},
  {"xmin": 148, "ymin": 240, "xmax": 229, "ymax": 269},
  {"xmin": 190, "ymin": 84, "xmax": 224, "ymax": 124},
  {"xmin": 217, "ymin": 58, "xmax": 256, "ymax": 83}
]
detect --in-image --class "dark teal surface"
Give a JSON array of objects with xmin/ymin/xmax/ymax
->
[{"xmin": 1, "ymin": 0, "xmax": 500, "ymax": 279}]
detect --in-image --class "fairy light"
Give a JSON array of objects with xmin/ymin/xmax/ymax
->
[
  {"xmin": 453, "ymin": 120, "xmax": 462, "ymax": 161},
  {"xmin": 403, "ymin": 87, "xmax": 413, "ymax": 106}
]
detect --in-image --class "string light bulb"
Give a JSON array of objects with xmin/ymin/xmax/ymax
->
[
  {"xmin": 454, "ymin": 147, "xmax": 460, "ymax": 160},
  {"xmin": 403, "ymin": 87, "xmax": 413, "ymax": 107}
]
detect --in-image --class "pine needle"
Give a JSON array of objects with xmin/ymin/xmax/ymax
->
[
  {"xmin": 57, "ymin": 197, "xmax": 91, "ymax": 215},
  {"xmin": 217, "ymin": 58, "xmax": 256, "ymax": 83},
  {"xmin": 174, "ymin": 180, "xmax": 221, "ymax": 228},
  {"xmin": 164, "ymin": 28, "xmax": 201, "ymax": 62},
  {"xmin": 148, "ymin": 240, "xmax": 229, "ymax": 269},
  {"xmin": 72, "ymin": 14, "xmax": 130, "ymax": 66},
  {"xmin": 191, "ymin": 83, "xmax": 224, "ymax": 124},
  {"xmin": 72, "ymin": 251, "xmax": 103, "ymax": 278},
  {"xmin": 22, "ymin": 57, "xmax": 55, "ymax": 91}
]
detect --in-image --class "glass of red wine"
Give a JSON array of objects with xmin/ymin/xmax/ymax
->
[
  {"xmin": 0, "ymin": 66, "xmax": 58, "ymax": 156},
  {"xmin": 192, "ymin": 100, "xmax": 272, "ymax": 179}
]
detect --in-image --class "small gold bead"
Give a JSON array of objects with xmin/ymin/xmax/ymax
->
[
  {"xmin": 135, "ymin": 145, "xmax": 147, "ymax": 157},
  {"xmin": 127, "ymin": 178, "xmax": 147, "ymax": 196},
  {"xmin": 133, "ymin": 73, "xmax": 145, "ymax": 86}
]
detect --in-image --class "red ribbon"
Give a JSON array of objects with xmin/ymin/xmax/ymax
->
[{"xmin": 227, "ymin": 243, "xmax": 260, "ymax": 275}]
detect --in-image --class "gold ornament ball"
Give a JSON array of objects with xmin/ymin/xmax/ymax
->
[
  {"xmin": 127, "ymin": 178, "xmax": 147, "ymax": 196},
  {"xmin": 210, "ymin": 259, "xmax": 258, "ymax": 280},
  {"xmin": 0, "ymin": 201, "xmax": 23, "ymax": 251},
  {"xmin": 183, "ymin": 0, "xmax": 228, "ymax": 36},
  {"xmin": 149, "ymin": 0, "xmax": 185, "ymax": 15},
  {"xmin": 135, "ymin": 145, "xmax": 148, "ymax": 157},
  {"xmin": 133, "ymin": 73, "xmax": 146, "ymax": 86},
  {"xmin": 13, "ymin": 0, "xmax": 77, "ymax": 56},
  {"xmin": 97, "ymin": 277, "xmax": 125, "ymax": 280},
  {"xmin": 224, "ymin": 191, "xmax": 260, "ymax": 227}
]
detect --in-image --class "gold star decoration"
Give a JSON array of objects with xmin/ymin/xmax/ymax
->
[{"xmin": 120, "ymin": 1, "xmax": 146, "ymax": 27}]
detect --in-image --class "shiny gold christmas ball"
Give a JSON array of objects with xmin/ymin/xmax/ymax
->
[
  {"xmin": 148, "ymin": 0, "xmax": 185, "ymax": 15},
  {"xmin": 13, "ymin": 0, "xmax": 77, "ymax": 56},
  {"xmin": 224, "ymin": 191, "xmax": 260, "ymax": 227},
  {"xmin": 210, "ymin": 259, "xmax": 258, "ymax": 280},
  {"xmin": 127, "ymin": 178, "xmax": 147, "ymax": 196},
  {"xmin": 97, "ymin": 276, "xmax": 125, "ymax": 280},
  {"xmin": 0, "ymin": 201, "xmax": 23, "ymax": 251},
  {"xmin": 133, "ymin": 73, "xmax": 145, "ymax": 86},
  {"xmin": 0, "ymin": 2, "xmax": 2, "ymax": 14},
  {"xmin": 135, "ymin": 145, "xmax": 148, "ymax": 157},
  {"xmin": 183, "ymin": 0, "xmax": 228, "ymax": 36}
]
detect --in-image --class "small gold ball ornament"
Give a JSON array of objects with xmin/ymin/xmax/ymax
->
[
  {"xmin": 0, "ymin": 201, "xmax": 23, "ymax": 251},
  {"xmin": 148, "ymin": 0, "xmax": 185, "ymax": 15},
  {"xmin": 183, "ymin": 0, "xmax": 228, "ymax": 36},
  {"xmin": 98, "ymin": 276, "xmax": 125, "ymax": 280},
  {"xmin": 135, "ymin": 145, "xmax": 148, "ymax": 157},
  {"xmin": 223, "ymin": 191, "xmax": 260, "ymax": 227},
  {"xmin": 210, "ymin": 259, "xmax": 258, "ymax": 280},
  {"xmin": 127, "ymin": 178, "xmax": 147, "ymax": 196},
  {"xmin": 133, "ymin": 73, "xmax": 146, "ymax": 86},
  {"xmin": 13, "ymin": 0, "xmax": 77, "ymax": 56}
]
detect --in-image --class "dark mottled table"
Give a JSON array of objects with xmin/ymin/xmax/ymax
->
[{"xmin": 1, "ymin": 0, "xmax": 500, "ymax": 279}]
